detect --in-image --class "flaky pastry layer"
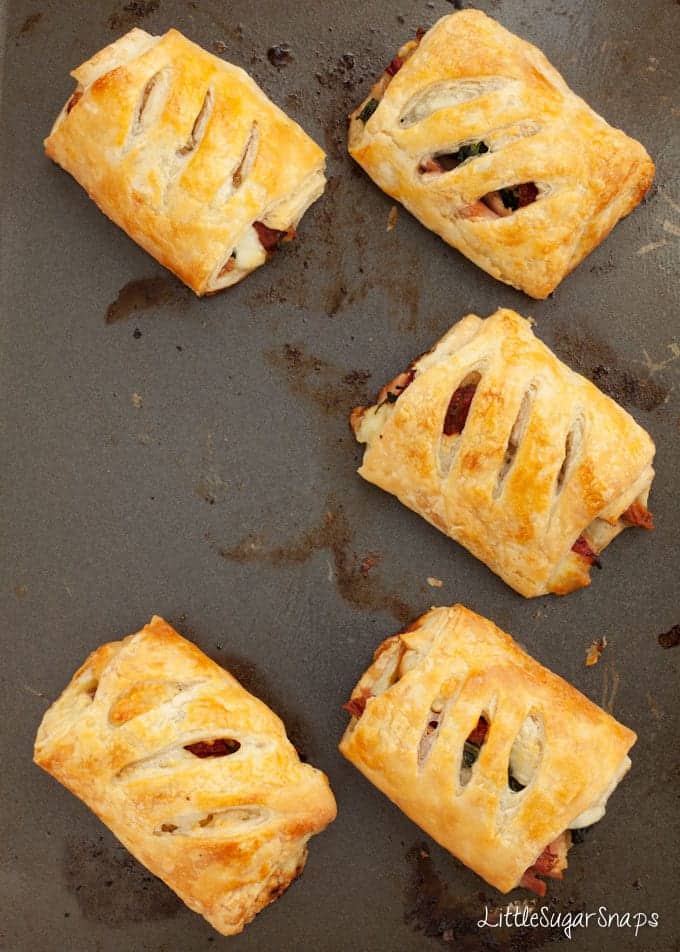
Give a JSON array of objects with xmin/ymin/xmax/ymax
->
[
  {"xmin": 351, "ymin": 308, "xmax": 655, "ymax": 597},
  {"xmin": 34, "ymin": 617, "xmax": 336, "ymax": 935},
  {"xmin": 45, "ymin": 29, "xmax": 326, "ymax": 294},
  {"xmin": 349, "ymin": 11, "xmax": 654, "ymax": 298},
  {"xmin": 340, "ymin": 605, "xmax": 636, "ymax": 893}
]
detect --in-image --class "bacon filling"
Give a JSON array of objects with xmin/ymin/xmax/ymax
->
[
  {"xmin": 461, "ymin": 716, "xmax": 490, "ymax": 774},
  {"xmin": 184, "ymin": 738, "xmax": 241, "ymax": 758},
  {"xmin": 342, "ymin": 689, "xmax": 374, "ymax": 719},
  {"xmin": 466, "ymin": 716, "xmax": 488, "ymax": 746},
  {"xmin": 419, "ymin": 141, "xmax": 489, "ymax": 175},
  {"xmin": 253, "ymin": 221, "xmax": 293, "ymax": 253},
  {"xmin": 461, "ymin": 183, "xmax": 538, "ymax": 219},
  {"xmin": 443, "ymin": 383, "xmax": 478, "ymax": 436},
  {"xmin": 520, "ymin": 832, "xmax": 572, "ymax": 897},
  {"xmin": 621, "ymin": 501, "xmax": 654, "ymax": 530},
  {"xmin": 572, "ymin": 535, "xmax": 602, "ymax": 568}
]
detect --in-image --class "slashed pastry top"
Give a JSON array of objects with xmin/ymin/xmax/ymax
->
[
  {"xmin": 340, "ymin": 604, "xmax": 636, "ymax": 894},
  {"xmin": 348, "ymin": 10, "xmax": 654, "ymax": 298},
  {"xmin": 45, "ymin": 29, "xmax": 326, "ymax": 294},
  {"xmin": 33, "ymin": 616, "xmax": 337, "ymax": 936},
  {"xmin": 351, "ymin": 308, "xmax": 655, "ymax": 597}
]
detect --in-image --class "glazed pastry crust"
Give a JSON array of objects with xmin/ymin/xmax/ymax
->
[
  {"xmin": 339, "ymin": 605, "xmax": 636, "ymax": 893},
  {"xmin": 45, "ymin": 29, "xmax": 326, "ymax": 294},
  {"xmin": 351, "ymin": 308, "xmax": 655, "ymax": 597},
  {"xmin": 348, "ymin": 10, "xmax": 654, "ymax": 298},
  {"xmin": 34, "ymin": 617, "xmax": 336, "ymax": 936}
]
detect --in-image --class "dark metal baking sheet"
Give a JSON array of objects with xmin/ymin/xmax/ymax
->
[{"xmin": 2, "ymin": 1, "xmax": 679, "ymax": 950}]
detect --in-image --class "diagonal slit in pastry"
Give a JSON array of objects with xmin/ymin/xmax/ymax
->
[
  {"xmin": 555, "ymin": 414, "xmax": 584, "ymax": 496},
  {"xmin": 128, "ymin": 67, "xmax": 173, "ymax": 142},
  {"xmin": 154, "ymin": 805, "xmax": 273, "ymax": 837},
  {"xmin": 416, "ymin": 680, "xmax": 462, "ymax": 769},
  {"xmin": 507, "ymin": 712, "xmax": 543, "ymax": 793},
  {"xmin": 494, "ymin": 383, "xmax": 538, "ymax": 498},
  {"xmin": 177, "ymin": 88, "xmax": 214, "ymax": 157},
  {"xmin": 438, "ymin": 371, "xmax": 481, "ymax": 477},
  {"xmin": 461, "ymin": 183, "xmax": 539, "ymax": 219},
  {"xmin": 459, "ymin": 713, "xmax": 490, "ymax": 787},
  {"xmin": 417, "ymin": 698, "xmax": 447, "ymax": 768},
  {"xmin": 443, "ymin": 375, "xmax": 480, "ymax": 436},
  {"xmin": 418, "ymin": 121, "xmax": 543, "ymax": 177},
  {"xmin": 419, "ymin": 140, "xmax": 489, "ymax": 175},
  {"xmin": 108, "ymin": 679, "xmax": 199, "ymax": 726},
  {"xmin": 399, "ymin": 77, "xmax": 515, "ymax": 128},
  {"xmin": 115, "ymin": 735, "xmax": 244, "ymax": 780},
  {"xmin": 185, "ymin": 737, "xmax": 241, "ymax": 758},
  {"xmin": 231, "ymin": 122, "xmax": 260, "ymax": 191}
]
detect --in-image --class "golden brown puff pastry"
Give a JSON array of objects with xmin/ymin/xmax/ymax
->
[
  {"xmin": 348, "ymin": 11, "xmax": 654, "ymax": 299},
  {"xmin": 340, "ymin": 604, "xmax": 636, "ymax": 895},
  {"xmin": 45, "ymin": 29, "xmax": 326, "ymax": 294},
  {"xmin": 33, "ymin": 617, "xmax": 336, "ymax": 936},
  {"xmin": 351, "ymin": 308, "xmax": 655, "ymax": 597}
]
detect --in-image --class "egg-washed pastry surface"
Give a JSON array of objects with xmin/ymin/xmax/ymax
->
[
  {"xmin": 340, "ymin": 604, "xmax": 636, "ymax": 895},
  {"xmin": 348, "ymin": 10, "xmax": 654, "ymax": 299},
  {"xmin": 351, "ymin": 308, "xmax": 655, "ymax": 597},
  {"xmin": 45, "ymin": 29, "xmax": 326, "ymax": 294},
  {"xmin": 34, "ymin": 616, "xmax": 336, "ymax": 936}
]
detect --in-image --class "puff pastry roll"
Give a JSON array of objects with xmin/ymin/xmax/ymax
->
[
  {"xmin": 348, "ymin": 11, "xmax": 654, "ymax": 298},
  {"xmin": 45, "ymin": 29, "xmax": 326, "ymax": 294},
  {"xmin": 340, "ymin": 604, "xmax": 636, "ymax": 895},
  {"xmin": 351, "ymin": 308, "xmax": 655, "ymax": 597},
  {"xmin": 34, "ymin": 617, "xmax": 336, "ymax": 935}
]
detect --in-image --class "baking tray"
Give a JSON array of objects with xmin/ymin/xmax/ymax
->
[{"xmin": 1, "ymin": 1, "xmax": 678, "ymax": 950}]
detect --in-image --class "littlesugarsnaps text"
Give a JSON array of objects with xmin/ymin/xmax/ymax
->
[{"xmin": 478, "ymin": 903, "xmax": 659, "ymax": 940}]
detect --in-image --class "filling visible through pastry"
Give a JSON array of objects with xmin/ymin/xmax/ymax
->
[
  {"xmin": 351, "ymin": 308, "xmax": 656, "ymax": 598},
  {"xmin": 45, "ymin": 29, "xmax": 326, "ymax": 295},
  {"xmin": 348, "ymin": 11, "xmax": 655, "ymax": 298},
  {"xmin": 33, "ymin": 617, "xmax": 337, "ymax": 936},
  {"xmin": 340, "ymin": 605, "xmax": 636, "ymax": 896}
]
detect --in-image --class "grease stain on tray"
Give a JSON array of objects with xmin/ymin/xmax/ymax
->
[
  {"xmin": 404, "ymin": 842, "xmax": 566, "ymax": 947},
  {"xmin": 658, "ymin": 623, "xmax": 680, "ymax": 649},
  {"xmin": 63, "ymin": 835, "xmax": 182, "ymax": 923},
  {"xmin": 266, "ymin": 343, "xmax": 371, "ymax": 415},
  {"xmin": 18, "ymin": 12, "xmax": 43, "ymax": 36},
  {"xmin": 105, "ymin": 276, "xmax": 188, "ymax": 323},
  {"xmin": 314, "ymin": 178, "xmax": 423, "ymax": 326},
  {"xmin": 218, "ymin": 501, "xmax": 413, "ymax": 624},
  {"xmin": 108, "ymin": 1, "xmax": 159, "ymax": 31},
  {"xmin": 553, "ymin": 329, "xmax": 668, "ymax": 411},
  {"xmin": 267, "ymin": 45, "xmax": 294, "ymax": 67}
]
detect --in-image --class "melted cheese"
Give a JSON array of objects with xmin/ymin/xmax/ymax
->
[
  {"xmin": 234, "ymin": 226, "xmax": 267, "ymax": 270},
  {"xmin": 509, "ymin": 713, "xmax": 631, "ymax": 828},
  {"xmin": 354, "ymin": 403, "xmax": 394, "ymax": 445}
]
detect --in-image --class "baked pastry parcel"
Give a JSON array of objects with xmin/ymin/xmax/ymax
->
[
  {"xmin": 351, "ymin": 308, "xmax": 655, "ymax": 598},
  {"xmin": 45, "ymin": 29, "xmax": 326, "ymax": 294},
  {"xmin": 34, "ymin": 617, "xmax": 336, "ymax": 935},
  {"xmin": 340, "ymin": 604, "xmax": 636, "ymax": 895},
  {"xmin": 348, "ymin": 11, "xmax": 654, "ymax": 298}
]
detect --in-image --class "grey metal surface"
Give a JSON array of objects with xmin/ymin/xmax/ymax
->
[{"xmin": 1, "ymin": 1, "xmax": 678, "ymax": 950}]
